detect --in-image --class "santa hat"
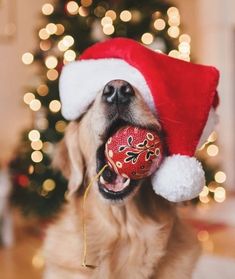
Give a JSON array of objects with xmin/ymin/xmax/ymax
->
[{"xmin": 59, "ymin": 38, "xmax": 219, "ymax": 202}]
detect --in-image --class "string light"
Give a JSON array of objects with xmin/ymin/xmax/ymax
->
[
  {"xmin": 37, "ymin": 84, "xmax": 49, "ymax": 96},
  {"xmin": 120, "ymin": 10, "xmax": 132, "ymax": 22},
  {"xmin": 64, "ymin": 49, "xmax": 76, "ymax": 62},
  {"xmin": 31, "ymin": 140, "xmax": 43, "ymax": 151},
  {"xmin": 103, "ymin": 24, "xmax": 115, "ymax": 35},
  {"xmin": 23, "ymin": 92, "xmax": 35, "ymax": 104},
  {"xmin": 43, "ymin": 179, "xmax": 56, "ymax": 191},
  {"xmin": 207, "ymin": 144, "xmax": 219, "ymax": 157},
  {"xmin": 81, "ymin": 0, "xmax": 93, "ymax": 7},
  {"xmin": 178, "ymin": 42, "xmax": 190, "ymax": 54},
  {"xmin": 94, "ymin": 6, "xmax": 106, "ymax": 17},
  {"xmin": 105, "ymin": 10, "xmax": 116, "ymax": 20},
  {"xmin": 101, "ymin": 16, "xmax": 113, "ymax": 26},
  {"xmin": 78, "ymin": 6, "xmax": 89, "ymax": 17},
  {"xmin": 31, "ymin": 151, "xmax": 43, "ymax": 163},
  {"xmin": 168, "ymin": 26, "xmax": 180, "ymax": 38},
  {"xmin": 199, "ymin": 194, "xmax": 210, "ymax": 204},
  {"xmin": 207, "ymin": 131, "xmax": 217, "ymax": 143},
  {"xmin": 214, "ymin": 187, "xmax": 226, "ymax": 203},
  {"xmin": 66, "ymin": 1, "xmax": 79, "ymax": 15},
  {"xmin": 38, "ymin": 28, "xmax": 50, "ymax": 40},
  {"xmin": 179, "ymin": 34, "xmax": 191, "ymax": 43},
  {"xmin": 22, "ymin": 52, "xmax": 34, "ymax": 65},
  {"xmin": 214, "ymin": 171, "xmax": 226, "ymax": 183},
  {"xmin": 141, "ymin": 33, "xmax": 154, "ymax": 45},
  {"xmin": 167, "ymin": 7, "xmax": 179, "ymax": 17},
  {"xmin": 47, "ymin": 69, "xmax": 59, "ymax": 81},
  {"xmin": 28, "ymin": 165, "xmax": 34, "ymax": 174},
  {"xmin": 36, "ymin": 118, "xmax": 48, "ymax": 130},
  {"xmin": 45, "ymin": 56, "xmax": 58, "ymax": 69},
  {"xmin": 49, "ymin": 100, "xmax": 61, "ymax": 113},
  {"xmin": 29, "ymin": 99, "xmax": 41, "ymax": 111},
  {"xmin": 154, "ymin": 19, "xmax": 166, "ymax": 31},
  {"xmin": 168, "ymin": 15, "xmax": 180, "ymax": 26},
  {"xmin": 28, "ymin": 130, "xmax": 40, "ymax": 142},
  {"xmin": 58, "ymin": 35, "xmax": 74, "ymax": 51},
  {"xmin": 40, "ymin": 40, "xmax": 51, "ymax": 51},
  {"xmin": 55, "ymin": 24, "xmax": 65, "ymax": 35},
  {"xmin": 46, "ymin": 23, "xmax": 57, "ymax": 35},
  {"xmin": 41, "ymin": 3, "xmax": 54, "ymax": 15},
  {"xmin": 168, "ymin": 49, "xmax": 180, "ymax": 59},
  {"xmin": 131, "ymin": 10, "xmax": 141, "ymax": 23},
  {"xmin": 55, "ymin": 120, "xmax": 67, "ymax": 133}
]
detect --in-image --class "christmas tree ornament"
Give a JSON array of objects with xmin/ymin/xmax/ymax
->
[
  {"xmin": 105, "ymin": 126, "xmax": 163, "ymax": 180},
  {"xmin": 59, "ymin": 38, "xmax": 220, "ymax": 202}
]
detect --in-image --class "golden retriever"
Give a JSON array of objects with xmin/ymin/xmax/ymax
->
[{"xmin": 43, "ymin": 80, "xmax": 200, "ymax": 279}]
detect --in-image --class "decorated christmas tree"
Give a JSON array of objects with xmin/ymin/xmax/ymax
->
[{"xmin": 10, "ymin": 0, "xmax": 224, "ymax": 219}]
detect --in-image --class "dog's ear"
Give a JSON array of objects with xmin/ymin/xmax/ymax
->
[{"xmin": 52, "ymin": 122, "xmax": 84, "ymax": 196}]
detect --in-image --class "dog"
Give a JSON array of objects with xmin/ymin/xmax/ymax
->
[{"xmin": 43, "ymin": 80, "xmax": 200, "ymax": 279}]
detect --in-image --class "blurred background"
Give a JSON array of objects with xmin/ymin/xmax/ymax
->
[{"xmin": 0, "ymin": 0, "xmax": 234, "ymax": 278}]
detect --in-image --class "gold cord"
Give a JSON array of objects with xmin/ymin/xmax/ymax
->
[{"xmin": 81, "ymin": 164, "xmax": 108, "ymax": 268}]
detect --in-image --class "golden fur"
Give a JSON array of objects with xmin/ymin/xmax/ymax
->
[{"xmin": 43, "ymin": 89, "xmax": 200, "ymax": 278}]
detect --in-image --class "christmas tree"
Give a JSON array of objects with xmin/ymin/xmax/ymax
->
[{"xmin": 10, "ymin": 0, "xmax": 224, "ymax": 219}]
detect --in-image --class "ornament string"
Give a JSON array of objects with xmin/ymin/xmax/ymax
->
[{"xmin": 81, "ymin": 164, "xmax": 108, "ymax": 269}]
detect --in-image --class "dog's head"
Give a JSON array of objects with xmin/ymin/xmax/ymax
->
[{"xmin": 54, "ymin": 79, "xmax": 162, "ymax": 204}]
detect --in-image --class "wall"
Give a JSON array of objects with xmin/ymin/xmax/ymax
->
[{"xmin": 0, "ymin": 0, "xmax": 45, "ymax": 162}]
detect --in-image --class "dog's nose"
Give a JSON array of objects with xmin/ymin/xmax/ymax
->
[{"xmin": 102, "ymin": 80, "xmax": 135, "ymax": 105}]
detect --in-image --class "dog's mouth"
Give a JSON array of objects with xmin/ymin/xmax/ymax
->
[
  {"xmin": 96, "ymin": 118, "xmax": 161, "ymax": 202},
  {"xmin": 96, "ymin": 119, "xmax": 140, "ymax": 201}
]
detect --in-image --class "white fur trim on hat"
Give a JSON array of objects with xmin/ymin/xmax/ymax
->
[
  {"xmin": 59, "ymin": 59, "xmax": 155, "ymax": 120},
  {"xmin": 152, "ymin": 155, "xmax": 205, "ymax": 202}
]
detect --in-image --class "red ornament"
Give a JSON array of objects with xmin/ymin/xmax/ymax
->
[{"xmin": 105, "ymin": 126, "xmax": 163, "ymax": 180}]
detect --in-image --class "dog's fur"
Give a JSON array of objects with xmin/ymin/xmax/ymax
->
[{"xmin": 43, "ymin": 87, "xmax": 200, "ymax": 279}]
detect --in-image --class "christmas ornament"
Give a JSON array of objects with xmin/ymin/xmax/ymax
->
[
  {"xmin": 59, "ymin": 38, "xmax": 220, "ymax": 202},
  {"xmin": 105, "ymin": 126, "xmax": 163, "ymax": 180}
]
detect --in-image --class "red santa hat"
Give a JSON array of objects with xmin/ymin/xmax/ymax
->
[{"xmin": 59, "ymin": 38, "xmax": 219, "ymax": 202}]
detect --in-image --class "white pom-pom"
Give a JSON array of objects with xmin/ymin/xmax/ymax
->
[{"xmin": 152, "ymin": 155, "xmax": 205, "ymax": 202}]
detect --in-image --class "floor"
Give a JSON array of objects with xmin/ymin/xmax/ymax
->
[{"xmin": 1, "ymin": 204, "xmax": 235, "ymax": 279}]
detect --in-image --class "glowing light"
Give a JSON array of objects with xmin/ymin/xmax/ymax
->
[
  {"xmin": 63, "ymin": 35, "xmax": 74, "ymax": 47},
  {"xmin": 199, "ymin": 186, "xmax": 209, "ymax": 197},
  {"xmin": 43, "ymin": 179, "xmax": 56, "ymax": 191},
  {"xmin": 199, "ymin": 195, "xmax": 210, "ymax": 204},
  {"xmin": 101, "ymin": 16, "xmax": 113, "ymax": 26},
  {"xmin": 207, "ymin": 144, "xmax": 219, "ymax": 157},
  {"xmin": 208, "ymin": 181, "xmax": 218, "ymax": 192},
  {"xmin": 214, "ymin": 171, "xmax": 226, "ymax": 183},
  {"xmin": 64, "ymin": 50, "xmax": 76, "ymax": 62},
  {"xmin": 214, "ymin": 187, "xmax": 226, "ymax": 203},
  {"xmin": 66, "ymin": 1, "xmax": 79, "ymax": 15},
  {"xmin": 55, "ymin": 24, "xmax": 65, "ymax": 35},
  {"xmin": 208, "ymin": 131, "xmax": 217, "ymax": 142},
  {"xmin": 168, "ymin": 49, "xmax": 180, "ymax": 59},
  {"xmin": 47, "ymin": 69, "xmax": 59, "ymax": 81},
  {"xmin": 103, "ymin": 24, "xmax": 115, "ymax": 35},
  {"xmin": 49, "ymin": 100, "xmax": 61, "ymax": 113},
  {"xmin": 154, "ymin": 19, "xmax": 166, "ymax": 31},
  {"xmin": 37, "ymin": 84, "xmax": 49, "ymax": 96},
  {"xmin": 22, "ymin": 52, "xmax": 34, "ymax": 65},
  {"xmin": 29, "ymin": 99, "xmax": 41, "ymax": 111},
  {"xmin": 38, "ymin": 28, "xmax": 50, "ymax": 40},
  {"xmin": 31, "ymin": 151, "xmax": 43, "ymax": 163},
  {"xmin": 168, "ymin": 26, "xmax": 180, "ymax": 38},
  {"xmin": 120, "ymin": 10, "xmax": 132, "ymax": 22},
  {"xmin": 28, "ymin": 130, "xmax": 40, "ymax": 142},
  {"xmin": 81, "ymin": 0, "xmax": 92, "ymax": 7},
  {"xmin": 23, "ymin": 92, "xmax": 35, "ymax": 104},
  {"xmin": 46, "ymin": 23, "xmax": 57, "ymax": 35},
  {"xmin": 45, "ymin": 56, "xmax": 58, "ymax": 69},
  {"xmin": 167, "ymin": 7, "xmax": 179, "ymax": 17},
  {"xmin": 132, "ymin": 10, "xmax": 141, "ymax": 22},
  {"xmin": 105, "ymin": 10, "xmax": 117, "ymax": 20},
  {"xmin": 141, "ymin": 33, "xmax": 154, "ymax": 45},
  {"xmin": 31, "ymin": 140, "xmax": 43, "ymax": 151},
  {"xmin": 36, "ymin": 118, "xmax": 48, "ymax": 130},
  {"xmin": 94, "ymin": 6, "xmax": 106, "ymax": 18},
  {"xmin": 168, "ymin": 15, "xmax": 180, "ymax": 26},
  {"xmin": 40, "ymin": 40, "xmax": 51, "ymax": 51},
  {"xmin": 32, "ymin": 251, "xmax": 45, "ymax": 269},
  {"xmin": 28, "ymin": 165, "xmax": 34, "ymax": 174},
  {"xmin": 197, "ymin": 230, "xmax": 209, "ymax": 242},
  {"xmin": 42, "ymin": 3, "xmax": 54, "ymax": 15},
  {"xmin": 78, "ymin": 6, "xmax": 89, "ymax": 17},
  {"xmin": 179, "ymin": 34, "xmax": 191, "ymax": 43},
  {"xmin": 178, "ymin": 42, "xmax": 190, "ymax": 54},
  {"xmin": 55, "ymin": 120, "xmax": 67, "ymax": 133}
]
